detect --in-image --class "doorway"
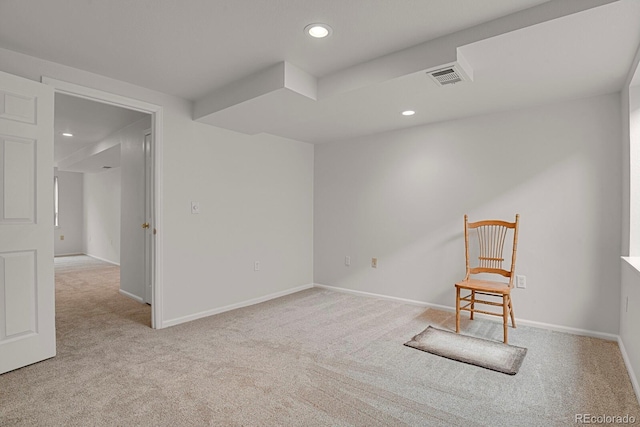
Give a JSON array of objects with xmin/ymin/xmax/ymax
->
[{"xmin": 45, "ymin": 77, "xmax": 163, "ymax": 329}]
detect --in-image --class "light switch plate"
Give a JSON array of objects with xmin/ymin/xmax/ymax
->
[{"xmin": 191, "ymin": 201, "xmax": 200, "ymax": 214}]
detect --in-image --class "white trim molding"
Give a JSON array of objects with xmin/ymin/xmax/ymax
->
[
  {"xmin": 119, "ymin": 289, "xmax": 144, "ymax": 304},
  {"xmin": 85, "ymin": 254, "xmax": 120, "ymax": 266},
  {"xmin": 313, "ymin": 283, "xmax": 453, "ymax": 312},
  {"xmin": 163, "ymin": 284, "xmax": 314, "ymax": 328},
  {"xmin": 618, "ymin": 336, "xmax": 640, "ymax": 405}
]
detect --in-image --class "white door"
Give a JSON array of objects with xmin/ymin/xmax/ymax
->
[
  {"xmin": 0, "ymin": 71, "xmax": 55, "ymax": 374},
  {"xmin": 143, "ymin": 131, "xmax": 153, "ymax": 304},
  {"xmin": 120, "ymin": 122, "xmax": 150, "ymax": 304}
]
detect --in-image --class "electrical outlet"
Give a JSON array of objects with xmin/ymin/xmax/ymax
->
[
  {"xmin": 254, "ymin": 261, "xmax": 260, "ymax": 271},
  {"xmin": 371, "ymin": 257, "xmax": 377, "ymax": 268},
  {"xmin": 191, "ymin": 201, "xmax": 200, "ymax": 214},
  {"xmin": 345, "ymin": 256, "xmax": 351, "ymax": 266},
  {"xmin": 516, "ymin": 275, "xmax": 526, "ymax": 289}
]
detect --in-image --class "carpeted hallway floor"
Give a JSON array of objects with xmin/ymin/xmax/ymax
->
[{"xmin": 0, "ymin": 255, "xmax": 638, "ymax": 426}]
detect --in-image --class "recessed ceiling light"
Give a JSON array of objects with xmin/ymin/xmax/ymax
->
[
  {"xmin": 62, "ymin": 132, "xmax": 73, "ymax": 137},
  {"xmin": 402, "ymin": 110, "xmax": 415, "ymax": 116},
  {"xmin": 305, "ymin": 23, "xmax": 332, "ymax": 38}
]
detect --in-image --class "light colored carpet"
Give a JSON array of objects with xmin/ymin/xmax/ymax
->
[
  {"xmin": 405, "ymin": 326, "xmax": 527, "ymax": 375},
  {"xmin": 0, "ymin": 255, "xmax": 638, "ymax": 426}
]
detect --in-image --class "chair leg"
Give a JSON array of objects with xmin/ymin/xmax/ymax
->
[
  {"xmin": 455, "ymin": 286, "xmax": 460, "ymax": 334},
  {"xmin": 470, "ymin": 290, "xmax": 475, "ymax": 320},
  {"xmin": 502, "ymin": 295, "xmax": 509, "ymax": 344},
  {"xmin": 508, "ymin": 295, "xmax": 516, "ymax": 328}
]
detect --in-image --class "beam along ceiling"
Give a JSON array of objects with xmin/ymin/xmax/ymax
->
[{"xmin": 1, "ymin": 0, "xmax": 639, "ymax": 144}]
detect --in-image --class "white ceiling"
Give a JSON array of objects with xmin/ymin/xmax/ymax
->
[
  {"xmin": 1, "ymin": 0, "xmax": 639, "ymax": 149},
  {"xmin": 54, "ymin": 94, "xmax": 147, "ymax": 173},
  {"xmin": 0, "ymin": 0, "xmax": 551, "ymax": 100}
]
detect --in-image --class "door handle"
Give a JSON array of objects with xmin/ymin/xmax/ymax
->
[{"xmin": 142, "ymin": 223, "xmax": 150, "ymax": 229}]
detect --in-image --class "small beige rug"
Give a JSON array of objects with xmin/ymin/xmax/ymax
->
[{"xmin": 405, "ymin": 326, "xmax": 527, "ymax": 375}]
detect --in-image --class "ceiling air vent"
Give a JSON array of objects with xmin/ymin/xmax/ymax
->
[
  {"xmin": 426, "ymin": 60, "xmax": 473, "ymax": 87},
  {"xmin": 430, "ymin": 68, "xmax": 463, "ymax": 85}
]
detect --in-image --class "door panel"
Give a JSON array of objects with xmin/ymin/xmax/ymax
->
[
  {"xmin": 0, "ymin": 89, "xmax": 37, "ymax": 124},
  {"xmin": 1, "ymin": 250, "xmax": 36, "ymax": 337},
  {"xmin": 144, "ymin": 131, "xmax": 153, "ymax": 304},
  {"xmin": 119, "ymin": 120, "xmax": 149, "ymax": 303},
  {"xmin": 1, "ymin": 136, "xmax": 35, "ymax": 222},
  {"xmin": 0, "ymin": 71, "xmax": 55, "ymax": 374}
]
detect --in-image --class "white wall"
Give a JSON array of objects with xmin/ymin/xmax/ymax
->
[
  {"xmin": 83, "ymin": 168, "xmax": 121, "ymax": 265},
  {"xmin": 54, "ymin": 169, "xmax": 83, "ymax": 256},
  {"xmin": 315, "ymin": 93, "xmax": 622, "ymax": 335},
  {"xmin": 120, "ymin": 116, "xmax": 151, "ymax": 300},
  {"xmin": 0, "ymin": 47, "xmax": 314, "ymax": 326},
  {"xmin": 163, "ymin": 128, "xmax": 313, "ymax": 322}
]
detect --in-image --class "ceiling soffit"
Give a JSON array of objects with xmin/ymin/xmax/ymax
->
[{"xmin": 193, "ymin": 0, "xmax": 625, "ymax": 142}]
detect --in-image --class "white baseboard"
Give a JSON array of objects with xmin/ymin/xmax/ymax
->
[
  {"xmin": 162, "ymin": 283, "xmax": 314, "ymax": 328},
  {"xmin": 313, "ymin": 283, "xmax": 453, "ymax": 312},
  {"xmin": 515, "ymin": 317, "xmax": 618, "ymax": 341},
  {"xmin": 618, "ymin": 337, "xmax": 640, "ymax": 405},
  {"xmin": 119, "ymin": 289, "xmax": 144, "ymax": 304},
  {"xmin": 85, "ymin": 253, "xmax": 120, "ymax": 266},
  {"xmin": 54, "ymin": 252, "xmax": 84, "ymax": 257},
  {"xmin": 313, "ymin": 283, "xmax": 618, "ymax": 341}
]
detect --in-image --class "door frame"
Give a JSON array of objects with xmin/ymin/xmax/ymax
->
[{"xmin": 42, "ymin": 77, "xmax": 164, "ymax": 329}]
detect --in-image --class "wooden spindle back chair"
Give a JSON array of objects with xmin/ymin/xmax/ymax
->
[{"xmin": 455, "ymin": 214, "xmax": 520, "ymax": 344}]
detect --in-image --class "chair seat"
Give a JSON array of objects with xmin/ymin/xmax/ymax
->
[{"xmin": 455, "ymin": 279, "xmax": 511, "ymax": 294}]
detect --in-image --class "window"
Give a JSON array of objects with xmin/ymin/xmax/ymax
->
[{"xmin": 54, "ymin": 175, "xmax": 59, "ymax": 227}]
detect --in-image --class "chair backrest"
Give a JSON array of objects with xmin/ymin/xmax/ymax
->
[{"xmin": 464, "ymin": 214, "xmax": 520, "ymax": 285}]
